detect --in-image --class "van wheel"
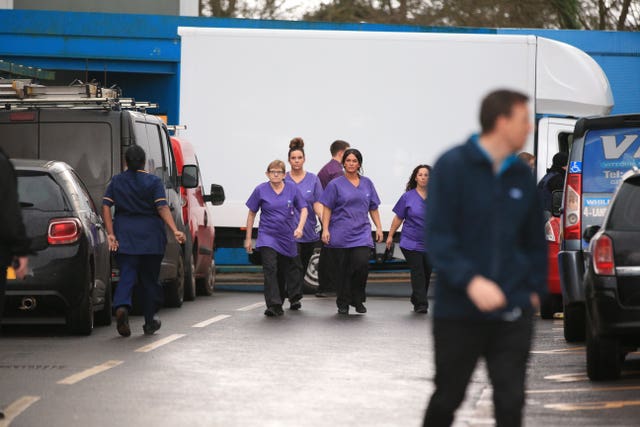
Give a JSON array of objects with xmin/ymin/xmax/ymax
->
[
  {"xmin": 586, "ymin": 312, "xmax": 622, "ymax": 380},
  {"xmin": 164, "ymin": 252, "xmax": 184, "ymax": 308},
  {"xmin": 197, "ymin": 258, "xmax": 215, "ymax": 296},
  {"xmin": 303, "ymin": 251, "xmax": 320, "ymax": 294},
  {"xmin": 94, "ymin": 279, "xmax": 113, "ymax": 326},
  {"xmin": 564, "ymin": 302, "xmax": 586, "ymax": 342},
  {"xmin": 68, "ymin": 268, "xmax": 94, "ymax": 335},
  {"xmin": 183, "ymin": 245, "xmax": 197, "ymax": 302}
]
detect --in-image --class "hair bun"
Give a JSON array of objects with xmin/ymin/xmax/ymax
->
[{"xmin": 289, "ymin": 137, "xmax": 304, "ymax": 149}]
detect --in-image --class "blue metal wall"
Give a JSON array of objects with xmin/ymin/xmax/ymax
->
[{"xmin": 2, "ymin": 9, "xmax": 638, "ymax": 125}]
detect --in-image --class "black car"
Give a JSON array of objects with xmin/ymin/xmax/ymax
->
[
  {"xmin": 583, "ymin": 168, "xmax": 640, "ymax": 380},
  {"xmin": 3, "ymin": 159, "xmax": 111, "ymax": 335}
]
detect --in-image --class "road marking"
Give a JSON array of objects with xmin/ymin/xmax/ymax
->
[
  {"xmin": 134, "ymin": 334, "xmax": 185, "ymax": 353},
  {"xmin": 544, "ymin": 372, "xmax": 588, "ymax": 383},
  {"xmin": 545, "ymin": 400, "xmax": 640, "ymax": 411},
  {"xmin": 528, "ymin": 385, "xmax": 640, "ymax": 394},
  {"xmin": 192, "ymin": 314, "xmax": 231, "ymax": 328},
  {"xmin": 0, "ymin": 396, "xmax": 40, "ymax": 427},
  {"xmin": 531, "ymin": 346, "xmax": 585, "ymax": 354},
  {"xmin": 236, "ymin": 302, "xmax": 264, "ymax": 311},
  {"xmin": 57, "ymin": 360, "xmax": 123, "ymax": 385}
]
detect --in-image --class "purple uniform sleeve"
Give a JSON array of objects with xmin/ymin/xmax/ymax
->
[
  {"xmin": 102, "ymin": 180, "xmax": 115, "ymax": 207},
  {"xmin": 152, "ymin": 177, "xmax": 168, "ymax": 207},
  {"xmin": 312, "ymin": 177, "xmax": 323, "ymax": 202},
  {"xmin": 246, "ymin": 185, "xmax": 262, "ymax": 213},
  {"xmin": 392, "ymin": 192, "xmax": 408, "ymax": 219},
  {"xmin": 319, "ymin": 180, "xmax": 338, "ymax": 209},
  {"xmin": 293, "ymin": 187, "xmax": 306, "ymax": 210},
  {"xmin": 367, "ymin": 178, "xmax": 381, "ymax": 210}
]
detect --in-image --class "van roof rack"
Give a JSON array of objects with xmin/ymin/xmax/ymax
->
[{"xmin": 0, "ymin": 79, "xmax": 157, "ymax": 112}]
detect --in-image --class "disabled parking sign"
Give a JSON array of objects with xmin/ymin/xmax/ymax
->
[{"xmin": 569, "ymin": 161, "xmax": 582, "ymax": 173}]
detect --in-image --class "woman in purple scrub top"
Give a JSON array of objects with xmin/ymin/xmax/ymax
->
[
  {"xmin": 285, "ymin": 138, "xmax": 324, "ymax": 287},
  {"xmin": 245, "ymin": 160, "xmax": 308, "ymax": 317},
  {"xmin": 386, "ymin": 164, "xmax": 432, "ymax": 314},
  {"xmin": 320, "ymin": 148, "xmax": 383, "ymax": 315}
]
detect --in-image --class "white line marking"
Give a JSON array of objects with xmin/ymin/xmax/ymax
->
[
  {"xmin": 236, "ymin": 302, "xmax": 264, "ymax": 312},
  {"xmin": 192, "ymin": 314, "xmax": 231, "ymax": 328},
  {"xmin": 528, "ymin": 384, "xmax": 640, "ymax": 394},
  {"xmin": 57, "ymin": 360, "xmax": 123, "ymax": 385},
  {"xmin": 134, "ymin": 334, "xmax": 186, "ymax": 353},
  {"xmin": 0, "ymin": 396, "xmax": 40, "ymax": 427}
]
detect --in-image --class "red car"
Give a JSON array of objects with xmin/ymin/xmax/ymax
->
[
  {"xmin": 541, "ymin": 215, "xmax": 563, "ymax": 319},
  {"xmin": 170, "ymin": 136, "xmax": 225, "ymax": 299}
]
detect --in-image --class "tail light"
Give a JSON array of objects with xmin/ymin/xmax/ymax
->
[
  {"xmin": 563, "ymin": 173, "xmax": 582, "ymax": 240},
  {"xmin": 48, "ymin": 218, "xmax": 81, "ymax": 245},
  {"xmin": 592, "ymin": 234, "xmax": 615, "ymax": 276}
]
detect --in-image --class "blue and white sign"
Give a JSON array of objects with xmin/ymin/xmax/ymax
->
[{"xmin": 569, "ymin": 161, "xmax": 582, "ymax": 173}]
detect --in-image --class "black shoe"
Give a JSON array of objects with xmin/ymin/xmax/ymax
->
[
  {"xmin": 264, "ymin": 307, "xmax": 278, "ymax": 317},
  {"xmin": 274, "ymin": 305, "xmax": 285, "ymax": 316},
  {"xmin": 315, "ymin": 292, "xmax": 327, "ymax": 298},
  {"xmin": 143, "ymin": 317, "xmax": 161, "ymax": 335},
  {"xmin": 354, "ymin": 303, "xmax": 367, "ymax": 314},
  {"xmin": 115, "ymin": 307, "xmax": 131, "ymax": 337},
  {"xmin": 290, "ymin": 300, "xmax": 302, "ymax": 310},
  {"xmin": 337, "ymin": 306, "xmax": 349, "ymax": 315},
  {"xmin": 414, "ymin": 305, "xmax": 429, "ymax": 314}
]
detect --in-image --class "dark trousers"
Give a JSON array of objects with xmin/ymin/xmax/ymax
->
[
  {"xmin": 330, "ymin": 246, "xmax": 370, "ymax": 308},
  {"xmin": 400, "ymin": 248, "xmax": 432, "ymax": 308},
  {"xmin": 261, "ymin": 247, "xmax": 301, "ymax": 308},
  {"xmin": 293, "ymin": 241, "xmax": 319, "ymax": 292},
  {"xmin": 424, "ymin": 314, "xmax": 534, "ymax": 427},
  {"xmin": 114, "ymin": 253, "xmax": 163, "ymax": 325},
  {"xmin": 0, "ymin": 257, "xmax": 8, "ymax": 323},
  {"xmin": 317, "ymin": 245, "xmax": 336, "ymax": 293}
]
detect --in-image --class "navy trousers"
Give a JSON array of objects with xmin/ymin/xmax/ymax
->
[{"xmin": 114, "ymin": 253, "xmax": 163, "ymax": 324}]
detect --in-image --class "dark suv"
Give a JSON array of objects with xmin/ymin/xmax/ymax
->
[
  {"xmin": 0, "ymin": 83, "xmax": 197, "ymax": 307},
  {"xmin": 583, "ymin": 169, "xmax": 640, "ymax": 380}
]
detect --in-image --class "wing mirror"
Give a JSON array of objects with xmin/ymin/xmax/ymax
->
[
  {"xmin": 203, "ymin": 184, "xmax": 225, "ymax": 206},
  {"xmin": 181, "ymin": 164, "xmax": 199, "ymax": 189}
]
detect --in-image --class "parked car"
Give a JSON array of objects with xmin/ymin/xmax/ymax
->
[
  {"xmin": 170, "ymin": 136, "xmax": 225, "ymax": 299},
  {"xmin": 3, "ymin": 159, "xmax": 111, "ymax": 335},
  {"xmin": 583, "ymin": 169, "xmax": 640, "ymax": 380},
  {"xmin": 559, "ymin": 114, "xmax": 640, "ymax": 342}
]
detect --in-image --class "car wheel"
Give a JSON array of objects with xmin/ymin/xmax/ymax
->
[
  {"xmin": 183, "ymin": 246, "xmax": 196, "ymax": 302},
  {"xmin": 164, "ymin": 251, "xmax": 184, "ymax": 308},
  {"xmin": 68, "ymin": 268, "xmax": 94, "ymax": 335},
  {"xmin": 197, "ymin": 258, "xmax": 215, "ymax": 296},
  {"xmin": 564, "ymin": 302, "xmax": 586, "ymax": 342},
  {"xmin": 586, "ymin": 312, "xmax": 622, "ymax": 381},
  {"xmin": 540, "ymin": 293, "xmax": 555, "ymax": 320},
  {"xmin": 94, "ymin": 278, "xmax": 113, "ymax": 326},
  {"xmin": 303, "ymin": 251, "xmax": 320, "ymax": 294}
]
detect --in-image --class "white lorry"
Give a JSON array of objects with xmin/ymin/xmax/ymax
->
[{"xmin": 177, "ymin": 27, "xmax": 613, "ymax": 261}]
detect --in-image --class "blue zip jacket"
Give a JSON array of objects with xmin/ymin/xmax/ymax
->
[{"xmin": 425, "ymin": 136, "xmax": 548, "ymax": 320}]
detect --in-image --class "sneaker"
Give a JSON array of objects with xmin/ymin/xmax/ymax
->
[
  {"xmin": 142, "ymin": 316, "xmax": 162, "ymax": 335},
  {"xmin": 414, "ymin": 305, "xmax": 429, "ymax": 314},
  {"xmin": 290, "ymin": 300, "xmax": 302, "ymax": 310},
  {"xmin": 115, "ymin": 307, "xmax": 131, "ymax": 337},
  {"xmin": 337, "ymin": 306, "xmax": 349, "ymax": 315},
  {"xmin": 354, "ymin": 303, "xmax": 367, "ymax": 314}
]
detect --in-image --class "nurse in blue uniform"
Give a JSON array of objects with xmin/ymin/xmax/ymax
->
[
  {"xmin": 386, "ymin": 164, "xmax": 432, "ymax": 313},
  {"xmin": 320, "ymin": 148, "xmax": 383, "ymax": 315},
  {"xmin": 102, "ymin": 145, "xmax": 186, "ymax": 337},
  {"xmin": 245, "ymin": 159, "xmax": 308, "ymax": 316}
]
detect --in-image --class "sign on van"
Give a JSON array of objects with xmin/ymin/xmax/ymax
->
[{"xmin": 583, "ymin": 129, "xmax": 640, "ymax": 194}]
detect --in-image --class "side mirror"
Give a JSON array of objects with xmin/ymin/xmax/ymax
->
[
  {"xmin": 551, "ymin": 190, "xmax": 563, "ymax": 217},
  {"xmin": 583, "ymin": 225, "xmax": 601, "ymax": 243},
  {"xmin": 203, "ymin": 184, "xmax": 225, "ymax": 206},
  {"xmin": 181, "ymin": 164, "xmax": 199, "ymax": 189}
]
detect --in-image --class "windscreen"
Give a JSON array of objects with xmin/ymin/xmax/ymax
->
[
  {"xmin": 17, "ymin": 172, "xmax": 67, "ymax": 211},
  {"xmin": 608, "ymin": 179, "xmax": 640, "ymax": 231}
]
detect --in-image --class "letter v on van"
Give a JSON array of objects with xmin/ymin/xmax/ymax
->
[{"xmin": 601, "ymin": 135, "xmax": 640, "ymax": 159}]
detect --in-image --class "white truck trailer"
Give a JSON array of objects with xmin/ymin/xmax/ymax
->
[{"xmin": 177, "ymin": 27, "xmax": 613, "ymax": 260}]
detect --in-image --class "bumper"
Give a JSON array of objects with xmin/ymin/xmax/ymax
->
[{"xmin": 558, "ymin": 250, "xmax": 585, "ymax": 304}]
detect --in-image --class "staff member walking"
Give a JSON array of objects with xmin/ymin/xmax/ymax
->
[
  {"xmin": 320, "ymin": 148, "xmax": 383, "ymax": 315},
  {"xmin": 245, "ymin": 160, "xmax": 308, "ymax": 316},
  {"xmin": 423, "ymin": 89, "xmax": 547, "ymax": 427},
  {"xmin": 102, "ymin": 145, "xmax": 186, "ymax": 337},
  {"xmin": 285, "ymin": 138, "xmax": 324, "ymax": 284},
  {"xmin": 386, "ymin": 164, "xmax": 432, "ymax": 313}
]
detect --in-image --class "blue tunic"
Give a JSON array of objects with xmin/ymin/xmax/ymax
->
[
  {"xmin": 285, "ymin": 172, "xmax": 323, "ymax": 243},
  {"xmin": 246, "ymin": 182, "xmax": 306, "ymax": 257},
  {"xmin": 102, "ymin": 170, "xmax": 168, "ymax": 255},
  {"xmin": 392, "ymin": 189, "xmax": 427, "ymax": 252}
]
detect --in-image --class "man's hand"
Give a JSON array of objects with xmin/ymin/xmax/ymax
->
[
  {"xmin": 466, "ymin": 275, "xmax": 507, "ymax": 312},
  {"xmin": 530, "ymin": 292, "xmax": 540, "ymax": 309},
  {"xmin": 14, "ymin": 256, "xmax": 28, "ymax": 280}
]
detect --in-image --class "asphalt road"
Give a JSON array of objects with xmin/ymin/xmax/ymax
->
[{"xmin": 1, "ymin": 275, "xmax": 640, "ymax": 427}]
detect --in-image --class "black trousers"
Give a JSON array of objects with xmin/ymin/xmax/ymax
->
[
  {"xmin": 424, "ymin": 314, "xmax": 534, "ymax": 427},
  {"xmin": 400, "ymin": 248, "xmax": 432, "ymax": 308},
  {"xmin": 261, "ymin": 247, "xmax": 301, "ymax": 308},
  {"xmin": 317, "ymin": 245, "xmax": 336, "ymax": 293},
  {"xmin": 330, "ymin": 246, "xmax": 370, "ymax": 308},
  {"xmin": 298, "ymin": 241, "xmax": 319, "ymax": 274}
]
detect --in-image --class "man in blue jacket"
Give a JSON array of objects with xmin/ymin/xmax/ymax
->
[{"xmin": 423, "ymin": 90, "xmax": 547, "ymax": 427}]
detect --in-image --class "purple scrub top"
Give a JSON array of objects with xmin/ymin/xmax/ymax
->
[
  {"xmin": 246, "ymin": 182, "xmax": 306, "ymax": 257},
  {"xmin": 285, "ymin": 172, "xmax": 323, "ymax": 243},
  {"xmin": 392, "ymin": 189, "xmax": 427, "ymax": 252},
  {"xmin": 318, "ymin": 159, "xmax": 344, "ymax": 189},
  {"xmin": 319, "ymin": 175, "xmax": 380, "ymax": 248}
]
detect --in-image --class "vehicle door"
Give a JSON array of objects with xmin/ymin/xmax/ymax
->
[{"xmin": 536, "ymin": 117, "xmax": 576, "ymax": 182}]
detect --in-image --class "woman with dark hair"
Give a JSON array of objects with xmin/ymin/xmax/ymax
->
[
  {"xmin": 102, "ymin": 145, "xmax": 186, "ymax": 337},
  {"xmin": 285, "ymin": 138, "xmax": 324, "ymax": 288},
  {"xmin": 320, "ymin": 148, "xmax": 383, "ymax": 315},
  {"xmin": 386, "ymin": 164, "xmax": 432, "ymax": 313},
  {"xmin": 245, "ymin": 159, "xmax": 308, "ymax": 316}
]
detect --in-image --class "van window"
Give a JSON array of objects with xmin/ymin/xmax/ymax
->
[
  {"xmin": 133, "ymin": 121, "xmax": 150, "ymax": 168},
  {"xmin": 582, "ymin": 128, "xmax": 640, "ymax": 193},
  {"xmin": 145, "ymin": 123, "xmax": 168, "ymax": 181},
  {"xmin": 17, "ymin": 172, "xmax": 68, "ymax": 211},
  {"xmin": 608, "ymin": 179, "xmax": 640, "ymax": 231}
]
